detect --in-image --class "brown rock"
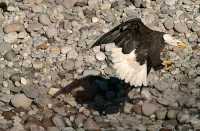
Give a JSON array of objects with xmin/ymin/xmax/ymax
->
[
  {"xmin": 84, "ymin": 118, "xmax": 100, "ymax": 131},
  {"xmin": 4, "ymin": 23, "xmax": 24, "ymax": 33}
]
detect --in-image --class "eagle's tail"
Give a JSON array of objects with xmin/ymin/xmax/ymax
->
[{"xmin": 90, "ymin": 18, "xmax": 142, "ymax": 48}]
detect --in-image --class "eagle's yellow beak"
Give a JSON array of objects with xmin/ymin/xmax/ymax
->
[{"xmin": 177, "ymin": 42, "xmax": 187, "ymax": 49}]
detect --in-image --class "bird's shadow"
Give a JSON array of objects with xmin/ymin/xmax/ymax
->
[{"xmin": 53, "ymin": 75, "xmax": 142, "ymax": 115}]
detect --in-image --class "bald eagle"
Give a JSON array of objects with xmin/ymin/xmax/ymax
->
[{"xmin": 91, "ymin": 18, "xmax": 187, "ymax": 87}]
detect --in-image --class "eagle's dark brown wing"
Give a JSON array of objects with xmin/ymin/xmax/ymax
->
[{"xmin": 91, "ymin": 18, "xmax": 166, "ymax": 75}]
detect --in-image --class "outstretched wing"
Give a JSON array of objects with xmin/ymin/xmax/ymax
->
[{"xmin": 91, "ymin": 18, "xmax": 151, "ymax": 54}]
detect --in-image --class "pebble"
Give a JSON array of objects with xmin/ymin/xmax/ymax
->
[
  {"xmin": 47, "ymin": 127, "xmax": 60, "ymax": 131},
  {"xmin": 83, "ymin": 118, "xmax": 100, "ymax": 131},
  {"xmin": 82, "ymin": 69, "xmax": 100, "ymax": 77},
  {"xmin": 134, "ymin": 0, "xmax": 143, "ymax": 7},
  {"xmin": 4, "ymin": 32, "xmax": 18, "ymax": 43},
  {"xmin": 63, "ymin": 0, "xmax": 78, "ymax": 9},
  {"xmin": 95, "ymin": 52, "xmax": 106, "ymax": 61},
  {"xmin": 20, "ymin": 77, "xmax": 27, "ymax": 85},
  {"xmin": 142, "ymin": 102, "xmax": 158, "ymax": 116},
  {"xmin": 164, "ymin": 18, "xmax": 174, "ymax": 30},
  {"xmin": 46, "ymin": 25, "xmax": 57, "ymax": 38},
  {"xmin": 177, "ymin": 111, "xmax": 190, "ymax": 124},
  {"xmin": 11, "ymin": 94, "xmax": 32, "ymax": 108},
  {"xmin": 4, "ymin": 23, "xmax": 24, "ymax": 33},
  {"xmin": 123, "ymin": 102, "xmax": 133, "ymax": 113},
  {"xmin": 167, "ymin": 109, "xmax": 177, "ymax": 120},
  {"xmin": 156, "ymin": 109, "xmax": 167, "ymax": 120},
  {"xmin": 52, "ymin": 115, "xmax": 66, "ymax": 128},
  {"xmin": 4, "ymin": 50, "xmax": 16, "ymax": 61},
  {"xmin": 39, "ymin": 14, "xmax": 51, "ymax": 26},
  {"xmin": 62, "ymin": 59, "xmax": 75, "ymax": 71},
  {"xmin": 48, "ymin": 88, "xmax": 60, "ymax": 96},
  {"xmin": 165, "ymin": 0, "xmax": 177, "ymax": 6},
  {"xmin": 174, "ymin": 22, "xmax": 188, "ymax": 33}
]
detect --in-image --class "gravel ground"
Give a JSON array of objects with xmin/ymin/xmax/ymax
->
[{"xmin": 0, "ymin": 0, "xmax": 199, "ymax": 131}]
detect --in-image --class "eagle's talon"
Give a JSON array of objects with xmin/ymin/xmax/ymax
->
[
  {"xmin": 177, "ymin": 42, "xmax": 187, "ymax": 49},
  {"xmin": 162, "ymin": 60, "xmax": 173, "ymax": 70}
]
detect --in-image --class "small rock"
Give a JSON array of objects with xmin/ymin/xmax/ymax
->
[
  {"xmin": 174, "ymin": 22, "xmax": 188, "ymax": 33},
  {"xmin": 32, "ymin": 61, "xmax": 43, "ymax": 70},
  {"xmin": 11, "ymin": 94, "xmax": 32, "ymax": 108},
  {"xmin": 46, "ymin": 25, "xmax": 57, "ymax": 38},
  {"xmin": 27, "ymin": 22, "xmax": 43, "ymax": 32},
  {"xmin": 4, "ymin": 32, "xmax": 18, "ymax": 43},
  {"xmin": 82, "ymin": 70, "xmax": 100, "ymax": 77},
  {"xmin": 67, "ymin": 49, "xmax": 78, "ymax": 59},
  {"xmin": 142, "ymin": 102, "xmax": 158, "ymax": 116},
  {"xmin": 165, "ymin": 0, "xmax": 177, "ymax": 6},
  {"xmin": 4, "ymin": 50, "xmax": 16, "ymax": 61},
  {"xmin": 39, "ymin": 14, "xmax": 51, "ymax": 26},
  {"xmin": 123, "ymin": 102, "xmax": 133, "ymax": 113},
  {"xmin": 48, "ymin": 88, "xmax": 60, "ymax": 96},
  {"xmin": 95, "ymin": 52, "xmax": 106, "ymax": 61},
  {"xmin": 62, "ymin": 127, "xmax": 75, "ymax": 131},
  {"xmin": 92, "ymin": 17, "xmax": 99, "ymax": 23},
  {"xmin": 61, "ymin": 46, "xmax": 72, "ymax": 54},
  {"xmin": 20, "ymin": 77, "xmax": 27, "ymax": 85},
  {"xmin": 22, "ymin": 87, "xmax": 40, "ymax": 99},
  {"xmin": 84, "ymin": 118, "xmax": 100, "ymax": 131},
  {"xmin": 167, "ymin": 109, "xmax": 177, "ymax": 120},
  {"xmin": 63, "ymin": 0, "xmax": 78, "ymax": 9},
  {"xmin": 47, "ymin": 127, "xmax": 60, "ymax": 131},
  {"xmin": 4, "ymin": 23, "xmax": 24, "ymax": 33},
  {"xmin": 32, "ymin": 36, "xmax": 48, "ymax": 48},
  {"xmin": 134, "ymin": 0, "xmax": 143, "ymax": 7},
  {"xmin": 62, "ymin": 59, "xmax": 75, "ymax": 71},
  {"xmin": 177, "ymin": 111, "xmax": 190, "ymax": 124},
  {"xmin": 75, "ymin": 114, "xmax": 87, "ymax": 128},
  {"xmin": 52, "ymin": 115, "xmax": 66, "ymax": 128},
  {"xmin": 156, "ymin": 109, "xmax": 167, "ymax": 120},
  {"xmin": 191, "ymin": 23, "xmax": 200, "ymax": 32},
  {"xmin": 164, "ymin": 18, "xmax": 174, "ymax": 30}
]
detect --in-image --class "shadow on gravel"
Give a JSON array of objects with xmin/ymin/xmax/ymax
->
[{"xmin": 53, "ymin": 75, "xmax": 135, "ymax": 114}]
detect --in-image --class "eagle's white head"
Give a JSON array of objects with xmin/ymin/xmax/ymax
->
[{"xmin": 163, "ymin": 34, "xmax": 187, "ymax": 48}]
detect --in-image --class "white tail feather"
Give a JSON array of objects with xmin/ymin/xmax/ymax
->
[{"xmin": 111, "ymin": 47, "xmax": 147, "ymax": 86}]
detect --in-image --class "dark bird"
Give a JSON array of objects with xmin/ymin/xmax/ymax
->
[{"xmin": 91, "ymin": 18, "xmax": 187, "ymax": 87}]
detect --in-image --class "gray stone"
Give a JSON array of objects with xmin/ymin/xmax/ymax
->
[
  {"xmin": 83, "ymin": 118, "xmax": 100, "ymax": 131},
  {"xmin": 0, "ymin": 93, "xmax": 13, "ymax": 103},
  {"xmin": 142, "ymin": 102, "xmax": 158, "ymax": 116},
  {"xmin": 4, "ymin": 50, "xmax": 16, "ymax": 61},
  {"xmin": 62, "ymin": 127, "xmax": 75, "ymax": 131},
  {"xmin": 75, "ymin": 114, "xmax": 87, "ymax": 128},
  {"xmin": 63, "ymin": 0, "xmax": 78, "ymax": 9},
  {"xmin": 39, "ymin": 14, "xmax": 51, "ymax": 26},
  {"xmin": 174, "ymin": 23, "xmax": 188, "ymax": 33},
  {"xmin": 52, "ymin": 115, "xmax": 66, "ymax": 128},
  {"xmin": 22, "ymin": 87, "xmax": 40, "ymax": 99},
  {"xmin": 67, "ymin": 49, "xmax": 78, "ymax": 59},
  {"xmin": 123, "ymin": 102, "xmax": 133, "ymax": 113},
  {"xmin": 62, "ymin": 59, "xmax": 75, "ymax": 71},
  {"xmin": 191, "ymin": 23, "xmax": 200, "ymax": 32},
  {"xmin": 4, "ymin": 32, "xmax": 18, "ymax": 43},
  {"xmin": 164, "ymin": 18, "xmax": 174, "ymax": 30},
  {"xmin": 177, "ymin": 111, "xmax": 190, "ymax": 124},
  {"xmin": 27, "ymin": 22, "xmax": 43, "ymax": 32},
  {"xmin": 46, "ymin": 25, "xmax": 57, "ymax": 38},
  {"xmin": 156, "ymin": 109, "xmax": 167, "ymax": 120},
  {"xmin": 95, "ymin": 52, "xmax": 106, "ymax": 61},
  {"xmin": 134, "ymin": 0, "xmax": 142, "ymax": 7},
  {"xmin": 165, "ymin": 0, "xmax": 177, "ymax": 6},
  {"xmin": 82, "ymin": 69, "xmax": 100, "ymax": 77},
  {"xmin": 11, "ymin": 94, "xmax": 32, "ymax": 108},
  {"xmin": 47, "ymin": 127, "xmax": 60, "ymax": 131}
]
